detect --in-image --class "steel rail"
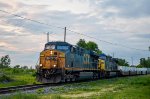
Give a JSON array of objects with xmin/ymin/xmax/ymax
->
[{"xmin": 0, "ymin": 83, "xmax": 60, "ymax": 94}]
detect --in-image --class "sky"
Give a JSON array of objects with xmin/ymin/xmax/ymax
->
[{"xmin": 0, "ymin": 0, "xmax": 150, "ymax": 68}]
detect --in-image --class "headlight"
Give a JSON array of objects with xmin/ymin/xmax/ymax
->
[
  {"xmin": 50, "ymin": 51, "xmax": 53, "ymax": 54},
  {"xmin": 40, "ymin": 64, "xmax": 42, "ymax": 66},
  {"xmin": 53, "ymin": 64, "xmax": 56, "ymax": 67}
]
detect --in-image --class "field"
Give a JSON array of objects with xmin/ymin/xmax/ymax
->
[
  {"xmin": 0, "ymin": 68, "xmax": 39, "ymax": 88},
  {"xmin": 1, "ymin": 74, "xmax": 150, "ymax": 99}
]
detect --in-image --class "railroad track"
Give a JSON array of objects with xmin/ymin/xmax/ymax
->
[
  {"xmin": 0, "ymin": 79, "xmax": 98, "ymax": 95},
  {"xmin": 0, "ymin": 83, "xmax": 60, "ymax": 94},
  {"xmin": 0, "ymin": 75, "xmax": 144, "ymax": 95},
  {"xmin": 0, "ymin": 77, "xmax": 124, "ymax": 94}
]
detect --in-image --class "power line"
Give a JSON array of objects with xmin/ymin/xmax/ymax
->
[
  {"xmin": 0, "ymin": 9, "xmax": 64, "ymax": 30},
  {"xmin": 0, "ymin": 9, "xmax": 148, "ymax": 51},
  {"xmin": 67, "ymin": 29, "xmax": 148, "ymax": 51}
]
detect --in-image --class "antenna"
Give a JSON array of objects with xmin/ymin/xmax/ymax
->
[
  {"xmin": 47, "ymin": 32, "xmax": 49, "ymax": 43},
  {"xmin": 64, "ymin": 27, "xmax": 66, "ymax": 42}
]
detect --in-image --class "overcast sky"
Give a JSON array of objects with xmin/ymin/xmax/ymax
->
[{"xmin": 0, "ymin": 0, "xmax": 150, "ymax": 67}]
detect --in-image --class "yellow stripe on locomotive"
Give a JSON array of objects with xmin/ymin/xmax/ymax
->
[{"xmin": 98, "ymin": 59, "xmax": 105, "ymax": 70}]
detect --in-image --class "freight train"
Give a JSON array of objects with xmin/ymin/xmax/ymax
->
[{"xmin": 36, "ymin": 41, "xmax": 150, "ymax": 83}]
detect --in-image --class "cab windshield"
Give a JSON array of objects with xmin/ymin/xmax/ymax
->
[
  {"xmin": 45, "ymin": 45, "xmax": 55, "ymax": 50},
  {"xmin": 57, "ymin": 45, "xmax": 69, "ymax": 51}
]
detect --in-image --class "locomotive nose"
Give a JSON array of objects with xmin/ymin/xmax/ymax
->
[{"xmin": 39, "ymin": 50, "xmax": 65, "ymax": 69}]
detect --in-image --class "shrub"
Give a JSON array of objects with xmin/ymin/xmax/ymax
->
[
  {"xmin": 32, "ymin": 72, "xmax": 36, "ymax": 77},
  {"xmin": 0, "ymin": 74, "xmax": 11, "ymax": 82},
  {"xmin": 36, "ymin": 88, "xmax": 45, "ymax": 94}
]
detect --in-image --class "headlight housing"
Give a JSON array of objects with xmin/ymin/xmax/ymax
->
[{"xmin": 39, "ymin": 64, "xmax": 42, "ymax": 66}]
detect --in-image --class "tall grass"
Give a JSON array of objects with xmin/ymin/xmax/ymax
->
[
  {"xmin": 0, "ymin": 68, "xmax": 39, "ymax": 88},
  {"xmin": 39, "ymin": 75, "xmax": 150, "ymax": 99}
]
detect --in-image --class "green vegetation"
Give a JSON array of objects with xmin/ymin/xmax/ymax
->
[
  {"xmin": 1, "ymin": 75, "xmax": 149, "ymax": 99},
  {"xmin": 77, "ymin": 39, "xmax": 102, "ymax": 54},
  {"xmin": 0, "ymin": 55, "xmax": 11, "ymax": 68},
  {"xmin": 137, "ymin": 57, "xmax": 150, "ymax": 68},
  {"xmin": 41, "ymin": 75, "xmax": 150, "ymax": 99},
  {"xmin": 0, "ymin": 55, "xmax": 38, "ymax": 88},
  {"xmin": 0, "ymin": 68, "xmax": 38, "ymax": 88},
  {"xmin": 0, "ymin": 74, "xmax": 11, "ymax": 82},
  {"xmin": 36, "ymin": 88, "xmax": 45, "ymax": 94},
  {"xmin": 116, "ymin": 58, "xmax": 129, "ymax": 66}
]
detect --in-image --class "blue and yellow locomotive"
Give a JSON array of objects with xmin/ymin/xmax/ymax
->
[{"xmin": 36, "ymin": 41, "xmax": 118, "ymax": 83}]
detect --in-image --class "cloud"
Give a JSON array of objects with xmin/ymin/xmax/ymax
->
[
  {"xmin": 0, "ymin": 0, "xmax": 149, "ymax": 67},
  {"xmin": 100, "ymin": 0, "xmax": 150, "ymax": 18},
  {"xmin": 20, "ymin": 0, "xmax": 93, "ymax": 14}
]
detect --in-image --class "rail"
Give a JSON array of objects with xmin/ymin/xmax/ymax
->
[{"xmin": 0, "ymin": 83, "xmax": 60, "ymax": 94}]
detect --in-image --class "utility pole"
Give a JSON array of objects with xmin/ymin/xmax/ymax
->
[
  {"xmin": 64, "ymin": 27, "xmax": 66, "ymax": 42},
  {"xmin": 112, "ymin": 52, "xmax": 114, "ymax": 58},
  {"xmin": 131, "ymin": 57, "xmax": 133, "ymax": 66},
  {"xmin": 47, "ymin": 32, "xmax": 49, "ymax": 43}
]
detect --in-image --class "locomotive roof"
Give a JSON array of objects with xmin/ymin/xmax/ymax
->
[
  {"xmin": 46, "ymin": 41, "xmax": 72, "ymax": 46},
  {"xmin": 45, "ymin": 41, "xmax": 99, "ymax": 57}
]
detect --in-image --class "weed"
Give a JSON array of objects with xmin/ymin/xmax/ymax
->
[
  {"xmin": 36, "ymin": 88, "xmax": 45, "ymax": 94},
  {"xmin": 0, "ymin": 74, "xmax": 12, "ymax": 82}
]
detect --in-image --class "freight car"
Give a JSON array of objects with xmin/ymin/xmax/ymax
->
[
  {"xmin": 118, "ymin": 66, "xmax": 149, "ymax": 76},
  {"xmin": 36, "ymin": 41, "xmax": 150, "ymax": 83}
]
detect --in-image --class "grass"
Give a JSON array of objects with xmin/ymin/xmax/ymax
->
[
  {"xmin": 39, "ymin": 75, "xmax": 150, "ymax": 99},
  {"xmin": 0, "ymin": 68, "xmax": 39, "ymax": 88}
]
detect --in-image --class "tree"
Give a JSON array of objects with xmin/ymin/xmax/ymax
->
[
  {"xmin": 76, "ymin": 39, "xmax": 87, "ymax": 48},
  {"xmin": 14, "ymin": 65, "xmax": 20, "ymax": 68},
  {"xmin": 139, "ymin": 57, "xmax": 150, "ymax": 68},
  {"xmin": 86, "ymin": 41, "xmax": 102, "ymax": 54},
  {"xmin": 0, "ymin": 55, "xmax": 11, "ymax": 68},
  {"xmin": 116, "ymin": 58, "xmax": 129, "ymax": 66},
  {"xmin": 86, "ymin": 41, "xmax": 98, "ymax": 51},
  {"xmin": 77, "ymin": 39, "xmax": 102, "ymax": 54},
  {"xmin": 22, "ymin": 66, "xmax": 28, "ymax": 69}
]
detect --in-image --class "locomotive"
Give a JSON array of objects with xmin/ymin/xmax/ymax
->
[{"xmin": 36, "ymin": 41, "xmax": 150, "ymax": 83}]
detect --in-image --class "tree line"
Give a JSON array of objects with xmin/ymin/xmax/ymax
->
[
  {"xmin": 137, "ymin": 57, "xmax": 150, "ymax": 68},
  {"xmin": 0, "ymin": 55, "xmax": 32, "ymax": 69}
]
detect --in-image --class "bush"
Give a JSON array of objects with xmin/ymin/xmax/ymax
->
[
  {"xmin": 12, "ymin": 68, "xmax": 24, "ymax": 74},
  {"xmin": 32, "ymin": 72, "xmax": 36, "ymax": 77},
  {"xmin": 0, "ymin": 74, "xmax": 11, "ymax": 82}
]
